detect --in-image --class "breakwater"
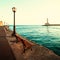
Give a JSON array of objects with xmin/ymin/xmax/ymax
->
[
  {"xmin": 0, "ymin": 25, "xmax": 58, "ymax": 60},
  {"xmin": 9, "ymin": 25, "xmax": 60, "ymax": 56}
]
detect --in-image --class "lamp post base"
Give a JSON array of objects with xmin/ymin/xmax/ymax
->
[
  {"xmin": 12, "ymin": 32, "xmax": 16, "ymax": 36},
  {"xmin": 11, "ymin": 32, "xmax": 18, "ymax": 43}
]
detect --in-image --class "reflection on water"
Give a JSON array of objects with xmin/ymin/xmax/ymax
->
[
  {"xmin": 9, "ymin": 25, "xmax": 60, "ymax": 56},
  {"xmin": 46, "ymin": 26, "xmax": 49, "ymax": 33}
]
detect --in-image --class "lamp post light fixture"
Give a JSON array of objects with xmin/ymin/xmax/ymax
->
[{"xmin": 12, "ymin": 7, "xmax": 16, "ymax": 36}]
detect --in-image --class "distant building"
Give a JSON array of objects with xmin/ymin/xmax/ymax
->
[
  {"xmin": 43, "ymin": 18, "xmax": 60, "ymax": 26},
  {"xmin": 0, "ymin": 21, "xmax": 3, "ymax": 26},
  {"xmin": 44, "ymin": 18, "xmax": 50, "ymax": 26}
]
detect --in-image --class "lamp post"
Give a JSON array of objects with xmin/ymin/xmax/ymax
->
[{"xmin": 12, "ymin": 7, "xmax": 16, "ymax": 36}]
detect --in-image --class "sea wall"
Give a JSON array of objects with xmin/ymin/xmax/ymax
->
[{"xmin": 4, "ymin": 26, "xmax": 60, "ymax": 60}]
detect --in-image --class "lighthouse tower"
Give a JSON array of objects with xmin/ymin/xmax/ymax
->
[
  {"xmin": 45, "ymin": 18, "xmax": 49, "ymax": 26},
  {"xmin": 47, "ymin": 18, "xmax": 48, "ymax": 24}
]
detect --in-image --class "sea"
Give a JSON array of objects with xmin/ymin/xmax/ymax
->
[{"xmin": 9, "ymin": 25, "xmax": 60, "ymax": 56}]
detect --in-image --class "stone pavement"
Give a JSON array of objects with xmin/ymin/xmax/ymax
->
[
  {"xmin": 0, "ymin": 26, "xmax": 16, "ymax": 60},
  {"xmin": 2, "ymin": 26, "xmax": 60, "ymax": 60}
]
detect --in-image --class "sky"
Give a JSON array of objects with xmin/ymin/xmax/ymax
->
[{"xmin": 0, "ymin": 0, "xmax": 60, "ymax": 25}]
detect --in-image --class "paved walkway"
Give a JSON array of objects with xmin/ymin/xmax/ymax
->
[{"xmin": 0, "ymin": 26, "xmax": 16, "ymax": 60}]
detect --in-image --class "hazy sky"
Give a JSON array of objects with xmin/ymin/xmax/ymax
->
[{"xmin": 0, "ymin": 0, "xmax": 60, "ymax": 25}]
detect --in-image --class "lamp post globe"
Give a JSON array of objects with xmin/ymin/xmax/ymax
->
[
  {"xmin": 12, "ymin": 7, "xmax": 16, "ymax": 12},
  {"xmin": 12, "ymin": 7, "xmax": 16, "ymax": 36}
]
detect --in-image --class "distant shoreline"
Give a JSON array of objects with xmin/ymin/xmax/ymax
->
[{"xmin": 43, "ymin": 24, "xmax": 60, "ymax": 26}]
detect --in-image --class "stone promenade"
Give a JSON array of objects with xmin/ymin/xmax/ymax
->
[{"xmin": 0, "ymin": 26, "xmax": 16, "ymax": 60}]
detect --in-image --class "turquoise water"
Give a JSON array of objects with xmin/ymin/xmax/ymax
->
[{"xmin": 9, "ymin": 25, "xmax": 60, "ymax": 56}]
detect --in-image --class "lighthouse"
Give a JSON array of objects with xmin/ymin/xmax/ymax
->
[{"xmin": 45, "ymin": 18, "xmax": 50, "ymax": 26}]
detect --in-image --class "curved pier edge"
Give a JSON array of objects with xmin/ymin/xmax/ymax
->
[{"xmin": 4, "ymin": 26, "xmax": 60, "ymax": 60}]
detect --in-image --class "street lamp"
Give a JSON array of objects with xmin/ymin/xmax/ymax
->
[{"xmin": 12, "ymin": 7, "xmax": 16, "ymax": 36}]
